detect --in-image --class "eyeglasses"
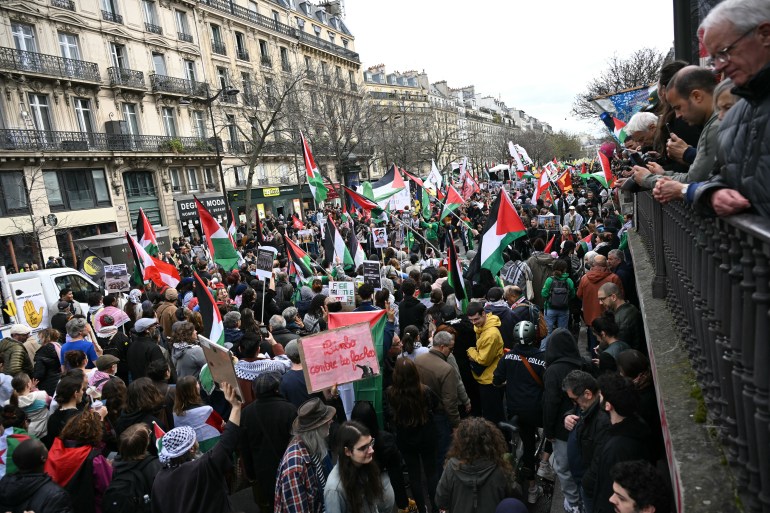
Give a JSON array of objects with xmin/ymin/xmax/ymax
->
[
  {"xmin": 709, "ymin": 26, "xmax": 756, "ymax": 66},
  {"xmin": 355, "ymin": 438, "xmax": 375, "ymax": 452},
  {"xmin": 597, "ymin": 296, "xmax": 608, "ymax": 301}
]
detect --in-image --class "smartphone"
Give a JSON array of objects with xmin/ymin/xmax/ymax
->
[
  {"xmin": 666, "ymin": 123, "xmax": 675, "ymax": 137},
  {"xmin": 259, "ymin": 326, "xmax": 269, "ymax": 338}
]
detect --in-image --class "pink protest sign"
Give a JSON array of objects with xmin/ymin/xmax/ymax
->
[{"xmin": 297, "ymin": 322, "xmax": 380, "ymax": 393}]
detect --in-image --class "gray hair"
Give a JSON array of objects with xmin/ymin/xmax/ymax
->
[
  {"xmin": 282, "ymin": 306, "xmax": 299, "ymax": 324},
  {"xmin": 297, "ymin": 426, "xmax": 329, "ymax": 460},
  {"xmin": 65, "ymin": 317, "xmax": 87, "ymax": 338},
  {"xmin": 562, "ymin": 369, "xmax": 599, "ymax": 395},
  {"xmin": 223, "ymin": 310, "xmax": 241, "ymax": 329},
  {"xmin": 713, "ymin": 78, "xmax": 735, "ymax": 107},
  {"xmin": 701, "ymin": 0, "xmax": 770, "ymax": 34},
  {"xmin": 269, "ymin": 314, "xmax": 286, "ymax": 330},
  {"xmin": 433, "ymin": 331, "xmax": 454, "ymax": 347},
  {"xmin": 625, "ymin": 112, "xmax": 658, "ymax": 136},
  {"xmin": 608, "ymin": 249, "xmax": 625, "ymax": 262}
]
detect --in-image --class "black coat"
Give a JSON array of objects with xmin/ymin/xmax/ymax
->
[
  {"xmin": 398, "ymin": 296, "xmax": 426, "ymax": 337},
  {"xmin": 571, "ymin": 400, "xmax": 610, "ymax": 483},
  {"xmin": 271, "ymin": 327, "xmax": 300, "ymax": 347},
  {"xmin": 126, "ymin": 333, "xmax": 165, "ymax": 380},
  {"xmin": 33, "ymin": 343, "xmax": 61, "ymax": 396},
  {"xmin": 0, "ymin": 472, "xmax": 73, "ymax": 513},
  {"xmin": 543, "ymin": 329, "xmax": 585, "ymax": 441}
]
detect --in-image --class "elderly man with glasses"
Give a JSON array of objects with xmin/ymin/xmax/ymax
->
[{"xmin": 692, "ymin": 0, "xmax": 770, "ymax": 217}]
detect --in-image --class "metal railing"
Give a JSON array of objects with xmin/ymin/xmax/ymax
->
[
  {"xmin": 178, "ymin": 32, "xmax": 193, "ymax": 43},
  {"xmin": 636, "ymin": 191, "xmax": 770, "ymax": 513},
  {"xmin": 150, "ymin": 74, "xmax": 209, "ymax": 97},
  {"xmin": 102, "ymin": 10, "xmax": 123, "ymax": 23},
  {"xmin": 296, "ymin": 32, "xmax": 360, "ymax": 62},
  {"xmin": 145, "ymin": 22, "xmax": 163, "ymax": 35},
  {"xmin": 236, "ymin": 49, "xmax": 250, "ymax": 61},
  {"xmin": 211, "ymin": 41, "xmax": 227, "ymax": 55},
  {"xmin": 227, "ymin": 141, "xmax": 247, "ymax": 153},
  {"xmin": 260, "ymin": 55, "xmax": 272, "ymax": 68},
  {"xmin": 0, "ymin": 129, "xmax": 217, "ymax": 153},
  {"xmin": 281, "ymin": 62, "xmax": 291, "ymax": 73},
  {"xmin": 107, "ymin": 67, "xmax": 145, "ymax": 89},
  {"xmin": 242, "ymin": 91, "xmax": 258, "ymax": 107},
  {"xmin": 51, "ymin": 0, "xmax": 75, "ymax": 10},
  {"xmin": 0, "ymin": 47, "xmax": 100, "ymax": 82}
]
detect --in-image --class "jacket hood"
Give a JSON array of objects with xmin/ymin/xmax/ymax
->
[
  {"xmin": 172, "ymin": 342, "xmax": 195, "ymax": 358},
  {"xmin": 475, "ymin": 313, "xmax": 501, "ymax": 334},
  {"xmin": 449, "ymin": 457, "xmax": 499, "ymax": 486},
  {"xmin": 545, "ymin": 328, "xmax": 583, "ymax": 365},
  {"xmin": 609, "ymin": 414, "xmax": 651, "ymax": 441},
  {"xmin": 0, "ymin": 473, "xmax": 51, "ymax": 506},
  {"xmin": 584, "ymin": 267, "xmax": 614, "ymax": 284}
]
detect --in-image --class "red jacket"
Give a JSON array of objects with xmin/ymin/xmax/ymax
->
[{"xmin": 577, "ymin": 267, "xmax": 624, "ymax": 325}]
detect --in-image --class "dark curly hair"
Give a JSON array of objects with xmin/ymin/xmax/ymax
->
[
  {"xmin": 60, "ymin": 409, "xmax": 103, "ymax": 446},
  {"xmin": 101, "ymin": 378, "xmax": 127, "ymax": 422},
  {"xmin": 446, "ymin": 417, "xmax": 513, "ymax": 480},
  {"xmin": 610, "ymin": 460, "xmax": 671, "ymax": 513},
  {"xmin": 125, "ymin": 377, "xmax": 164, "ymax": 415}
]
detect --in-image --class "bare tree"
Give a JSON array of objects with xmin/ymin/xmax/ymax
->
[
  {"xmin": 371, "ymin": 100, "xmax": 434, "ymax": 174},
  {"xmin": 423, "ymin": 108, "xmax": 464, "ymax": 173},
  {"xmin": 571, "ymin": 48, "xmax": 666, "ymax": 120}
]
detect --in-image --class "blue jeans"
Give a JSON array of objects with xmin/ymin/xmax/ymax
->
[{"xmin": 545, "ymin": 308, "xmax": 569, "ymax": 334}]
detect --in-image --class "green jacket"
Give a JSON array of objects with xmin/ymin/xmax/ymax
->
[
  {"xmin": 541, "ymin": 273, "xmax": 576, "ymax": 311},
  {"xmin": 420, "ymin": 221, "xmax": 439, "ymax": 241},
  {"xmin": 0, "ymin": 337, "xmax": 33, "ymax": 376}
]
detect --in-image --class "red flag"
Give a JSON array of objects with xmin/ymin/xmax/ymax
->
[
  {"xmin": 598, "ymin": 150, "xmax": 614, "ymax": 187},
  {"xmin": 343, "ymin": 185, "xmax": 379, "ymax": 211},
  {"xmin": 544, "ymin": 234, "xmax": 556, "ymax": 253},
  {"xmin": 292, "ymin": 214, "xmax": 304, "ymax": 230}
]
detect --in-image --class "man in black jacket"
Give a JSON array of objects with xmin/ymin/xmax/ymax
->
[
  {"xmin": 126, "ymin": 318, "xmax": 165, "ymax": 381},
  {"xmin": 397, "ymin": 279, "xmax": 426, "ymax": 337},
  {"xmin": 0, "ymin": 439, "xmax": 73, "ymax": 513}
]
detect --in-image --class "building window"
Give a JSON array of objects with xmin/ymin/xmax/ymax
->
[
  {"xmin": 227, "ymin": 114, "xmax": 237, "ymax": 143},
  {"xmin": 175, "ymin": 10, "xmax": 191, "ymax": 40},
  {"xmin": 235, "ymin": 166, "xmax": 245, "ymax": 185},
  {"xmin": 186, "ymin": 167, "xmax": 199, "ymax": 192},
  {"xmin": 12, "ymin": 23, "xmax": 37, "ymax": 52},
  {"xmin": 296, "ymin": 16, "xmax": 305, "ymax": 29},
  {"xmin": 342, "ymin": 38, "xmax": 348, "ymax": 49},
  {"xmin": 58, "ymin": 33, "xmax": 80, "ymax": 60},
  {"xmin": 122, "ymin": 103, "xmax": 140, "ymax": 135},
  {"xmin": 184, "ymin": 60, "xmax": 196, "ymax": 81},
  {"xmin": 44, "ymin": 169, "xmax": 111, "ymax": 211},
  {"xmin": 259, "ymin": 39, "xmax": 268, "ymax": 57},
  {"xmin": 152, "ymin": 53, "xmax": 166, "ymax": 75},
  {"xmin": 28, "ymin": 94, "xmax": 53, "ymax": 132},
  {"xmin": 272, "ymin": 10, "xmax": 280, "ymax": 22},
  {"xmin": 0, "ymin": 172, "xmax": 29, "ymax": 215},
  {"xmin": 248, "ymin": 1, "xmax": 257, "ymax": 13},
  {"xmin": 124, "ymin": 171, "xmax": 157, "ymax": 197},
  {"xmin": 204, "ymin": 167, "xmax": 216, "ymax": 189},
  {"xmin": 328, "ymin": 33, "xmax": 335, "ymax": 45},
  {"xmin": 193, "ymin": 110, "xmax": 206, "ymax": 138},
  {"xmin": 216, "ymin": 67, "xmax": 228, "ymax": 90},
  {"xmin": 280, "ymin": 47, "xmax": 290, "ymax": 71},
  {"xmin": 235, "ymin": 32, "xmax": 248, "ymax": 60},
  {"xmin": 304, "ymin": 56, "xmax": 312, "ymax": 70},
  {"xmin": 110, "ymin": 43, "xmax": 126, "ymax": 69},
  {"xmin": 161, "ymin": 107, "xmax": 176, "ymax": 137},
  {"xmin": 74, "ymin": 98, "xmax": 94, "ymax": 133},
  {"xmin": 170, "ymin": 168, "xmax": 181, "ymax": 191},
  {"xmin": 211, "ymin": 24, "xmax": 223, "ymax": 44}
]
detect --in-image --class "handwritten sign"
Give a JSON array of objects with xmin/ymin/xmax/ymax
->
[
  {"xmin": 297, "ymin": 322, "xmax": 380, "ymax": 393},
  {"xmin": 329, "ymin": 281, "xmax": 355, "ymax": 305}
]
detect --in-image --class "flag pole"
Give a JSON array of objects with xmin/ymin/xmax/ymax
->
[{"xmin": 390, "ymin": 215, "xmax": 442, "ymax": 256}]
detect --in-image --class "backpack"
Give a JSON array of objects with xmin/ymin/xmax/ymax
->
[
  {"xmin": 528, "ymin": 303, "xmax": 549, "ymax": 341},
  {"xmin": 549, "ymin": 278, "xmax": 569, "ymax": 309},
  {"xmin": 102, "ymin": 458, "xmax": 154, "ymax": 513}
]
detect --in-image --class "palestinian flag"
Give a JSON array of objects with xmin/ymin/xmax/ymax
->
[
  {"xmin": 579, "ymin": 232, "xmax": 594, "ymax": 253},
  {"xmin": 343, "ymin": 185, "xmax": 379, "ymax": 211},
  {"xmin": 323, "ymin": 215, "xmax": 353, "ymax": 267},
  {"xmin": 402, "ymin": 168, "xmax": 425, "ymax": 188},
  {"xmin": 447, "ymin": 233, "xmax": 467, "ymax": 313},
  {"xmin": 466, "ymin": 190, "xmax": 527, "ymax": 279},
  {"xmin": 544, "ymin": 234, "xmax": 556, "ymax": 253},
  {"xmin": 301, "ymin": 131, "xmax": 327, "ymax": 204},
  {"xmin": 174, "ymin": 405, "xmax": 224, "ymax": 453},
  {"xmin": 126, "ymin": 232, "xmax": 180, "ymax": 288},
  {"xmin": 226, "ymin": 207, "xmax": 238, "ymax": 248},
  {"xmin": 195, "ymin": 197, "xmax": 240, "ymax": 271},
  {"xmin": 195, "ymin": 270, "xmax": 225, "ymax": 394},
  {"xmin": 136, "ymin": 208, "xmax": 159, "ymax": 256},
  {"xmin": 370, "ymin": 165, "xmax": 406, "ymax": 203},
  {"xmin": 348, "ymin": 225, "xmax": 365, "ymax": 269},
  {"xmin": 153, "ymin": 421, "xmax": 165, "ymax": 454},
  {"xmin": 421, "ymin": 187, "xmax": 431, "ymax": 220},
  {"xmin": 328, "ymin": 311, "xmax": 388, "ymax": 424},
  {"xmin": 601, "ymin": 113, "xmax": 628, "ymax": 144},
  {"xmin": 597, "ymin": 150, "xmax": 614, "ymax": 188},
  {"xmin": 440, "ymin": 185, "xmax": 464, "ymax": 220},
  {"xmin": 0, "ymin": 427, "xmax": 30, "ymax": 477},
  {"xmin": 285, "ymin": 233, "xmax": 314, "ymax": 279},
  {"xmin": 340, "ymin": 201, "xmax": 351, "ymax": 224}
]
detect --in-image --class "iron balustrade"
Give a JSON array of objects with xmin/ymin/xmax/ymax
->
[
  {"xmin": 51, "ymin": 0, "xmax": 75, "ymax": 11},
  {"xmin": 178, "ymin": 32, "xmax": 194, "ymax": 43},
  {"xmin": 227, "ymin": 141, "xmax": 247, "ymax": 153},
  {"xmin": 296, "ymin": 32, "xmax": 360, "ymax": 62},
  {"xmin": 150, "ymin": 74, "xmax": 209, "ymax": 97},
  {"xmin": 260, "ymin": 55, "xmax": 272, "ymax": 68},
  {"xmin": 236, "ymin": 49, "xmax": 250, "ymax": 61},
  {"xmin": 107, "ymin": 67, "xmax": 145, "ymax": 89},
  {"xmin": 0, "ymin": 129, "xmax": 217, "ymax": 153},
  {"xmin": 211, "ymin": 41, "xmax": 227, "ymax": 55},
  {"xmin": 0, "ymin": 47, "xmax": 100, "ymax": 82},
  {"xmin": 145, "ymin": 22, "xmax": 163, "ymax": 35},
  {"xmin": 281, "ymin": 62, "xmax": 291, "ymax": 73},
  {"xmin": 636, "ymin": 191, "xmax": 770, "ymax": 513},
  {"xmin": 101, "ymin": 10, "xmax": 123, "ymax": 23}
]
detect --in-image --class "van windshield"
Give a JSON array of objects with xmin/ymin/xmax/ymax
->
[{"xmin": 55, "ymin": 274, "xmax": 99, "ymax": 303}]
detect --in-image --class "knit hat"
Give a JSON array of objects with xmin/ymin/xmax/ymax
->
[
  {"xmin": 134, "ymin": 318, "xmax": 158, "ymax": 333},
  {"xmin": 292, "ymin": 397, "xmax": 336, "ymax": 433},
  {"xmin": 159, "ymin": 426, "xmax": 197, "ymax": 464}
]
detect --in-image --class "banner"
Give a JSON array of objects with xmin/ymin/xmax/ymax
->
[
  {"xmin": 297, "ymin": 229, "xmax": 314, "ymax": 244},
  {"xmin": 329, "ymin": 281, "xmax": 355, "ymax": 305},
  {"xmin": 104, "ymin": 264, "xmax": 130, "ymax": 293},
  {"xmin": 298, "ymin": 322, "xmax": 380, "ymax": 393},
  {"xmin": 11, "ymin": 279, "xmax": 48, "ymax": 332},
  {"xmin": 79, "ymin": 248, "xmax": 106, "ymax": 282}
]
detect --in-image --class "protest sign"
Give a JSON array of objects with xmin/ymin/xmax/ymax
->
[
  {"xmin": 297, "ymin": 229, "xmax": 314, "ymax": 244},
  {"xmin": 104, "ymin": 264, "xmax": 130, "ymax": 293},
  {"xmin": 298, "ymin": 322, "xmax": 380, "ymax": 393},
  {"xmin": 198, "ymin": 335, "xmax": 244, "ymax": 403},
  {"xmin": 329, "ymin": 281, "xmax": 355, "ymax": 305},
  {"xmin": 11, "ymin": 278, "xmax": 48, "ymax": 331},
  {"xmin": 372, "ymin": 227, "xmax": 388, "ymax": 249},
  {"xmin": 538, "ymin": 215, "xmax": 561, "ymax": 230},
  {"xmin": 362, "ymin": 260, "xmax": 382, "ymax": 290},
  {"xmin": 255, "ymin": 246, "xmax": 278, "ymax": 280}
]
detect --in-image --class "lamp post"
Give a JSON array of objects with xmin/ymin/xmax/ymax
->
[{"xmin": 201, "ymin": 86, "xmax": 239, "ymax": 213}]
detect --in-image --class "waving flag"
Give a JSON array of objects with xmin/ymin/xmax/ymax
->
[
  {"xmin": 126, "ymin": 232, "xmax": 180, "ymax": 288},
  {"xmin": 348, "ymin": 226, "xmax": 365, "ymax": 269},
  {"xmin": 195, "ymin": 197, "xmax": 240, "ymax": 271},
  {"xmin": 323, "ymin": 215, "xmax": 353, "ymax": 267},
  {"xmin": 600, "ymin": 113, "xmax": 628, "ymax": 144},
  {"xmin": 426, "ymin": 160, "xmax": 443, "ymax": 191},
  {"xmin": 447, "ymin": 232, "xmax": 467, "ymax": 313},
  {"xmin": 401, "ymin": 168, "xmax": 424, "ymax": 188},
  {"xmin": 457, "ymin": 157, "xmax": 468, "ymax": 184},
  {"xmin": 135, "ymin": 209, "xmax": 159, "ymax": 256},
  {"xmin": 194, "ymin": 271, "xmax": 225, "ymax": 395},
  {"xmin": 301, "ymin": 132, "xmax": 327, "ymax": 204},
  {"xmin": 153, "ymin": 421, "xmax": 165, "ymax": 454},
  {"xmin": 597, "ymin": 150, "xmax": 614, "ymax": 188},
  {"xmin": 515, "ymin": 144, "xmax": 533, "ymax": 165},
  {"xmin": 421, "ymin": 187, "xmax": 431, "ymax": 220},
  {"xmin": 531, "ymin": 170, "xmax": 550, "ymax": 205},
  {"xmin": 579, "ymin": 232, "xmax": 594, "ymax": 253},
  {"xmin": 291, "ymin": 213, "xmax": 304, "ymax": 230},
  {"xmin": 466, "ymin": 190, "xmax": 527, "ymax": 279},
  {"xmin": 544, "ymin": 234, "xmax": 556, "ymax": 254},
  {"xmin": 461, "ymin": 173, "xmax": 480, "ymax": 200},
  {"xmin": 440, "ymin": 185, "xmax": 464, "ymax": 221},
  {"xmin": 343, "ymin": 185, "xmax": 379, "ymax": 211},
  {"xmin": 369, "ymin": 165, "xmax": 406, "ymax": 204},
  {"xmin": 556, "ymin": 171, "xmax": 573, "ymax": 193},
  {"xmin": 508, "ymin": 141, "xmax": 525, "ymax": 171},
  {"xmin": 226, "ymin": 207, "xmax": 238, "ymax": 248},
  {"xmin": 285, "ymin": 233, "xmax": 314, "ymax": 279}
]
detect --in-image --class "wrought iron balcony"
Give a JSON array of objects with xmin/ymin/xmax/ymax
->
[
  {"xmin": 150, "ymin": 74, "xmax": 209, "ymax": 97},
  {"xmin": 211, "ymin": 41, "xmax": 227, "ymax": 55},
  {"xmin": 260, "ymin": 55, "xmax": 272, "ymax": 68},
  {"xmin": 351, "ymin": 82, "xmax": 358, "ymax": 91},
  {"xmin": 51, "ymin": 0, "xmax": 75, "ymax": 11},
  {"xmin": 0, "ymin": 129, "xmax": 216, "ymax": 153},
  {"xmin": 236, "ymin": 49, "xmax": 249, "ymax": 61},
  {"xmin": 107, "ymin": 67, "xmax": 145, "ymax": 89},
  {"xmin": 145, "ymin": 22, "xmax": 163, "ymax": 35},
  {"xmin": 227, "ymin": 140, "xmax": 248, "ymax": 153},
  {"xmin": 297, "ymin": 32, "xmax": 360, "ymax": 63},
  {"xmin": 178, "ymin": 32, "xmax": 193, "ymax": 43},
  {"xmin": 101, "ymin": 10, "xmax": 123, "ymax": 23},
  {"xmin": 242, "ymin": 91, "xmax": 258, "ymax": 107},
  {"xmin": 281, "ymin": 62, "xmax": 291, "ymax": 73},
  {"xmin": 0, "ymin": 47, "xmax": 100, "ymax": 83},
  {"xmin": 336, "ymin": 78, "xmax": 345, "ymax": 89}
]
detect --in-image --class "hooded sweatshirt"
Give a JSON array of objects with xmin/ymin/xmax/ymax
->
[
  {"xmin": 468, "ymin": 314, "xmax": 503, "ymax": 385},
  {"xmin": 576, "ymin": 267, "xmax": 624, "ymax": 325},
  {"xmin": 543, "ymin": 328, "xmax": 585, "ymax": 441},
  {"xmin": 435, "ymin": 457, "xmax": 512, "ymax": 513},
  {"xmin": 16, "ymin": 390, "xmax": 50, "ymax": 438},
  {"xmin": 171, "ymin": 343, "xmax": 207, "ymax": 379}
]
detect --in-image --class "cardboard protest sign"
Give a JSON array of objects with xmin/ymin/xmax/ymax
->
[
  {"xmin": 255, "ymin": 246, "xmax": 277, "ymax": 280},
  {"xmin": 372, "ymin": 227, "xmax": 388, "ymax": 249},
  {"xmin": 104, "ymin": 264, "xmax": 130, "ymax": 293},
  {"xmin": 198, "ymin": 335, "xmax": 244, "ymax": 402},
  {"xmin": 362, "ymin": 260, "xmax": 382, "ymax": 290},
  {"xmin": 329, "ymin": 281, "xmax": 355, "ymax": 305},
  {"xmin": 297, "ymin": 229, "xmax": 314, "ymax": 244},
  {"xmin": 297, "ymin": 322, "xmax": 380, "ymax": 393}
]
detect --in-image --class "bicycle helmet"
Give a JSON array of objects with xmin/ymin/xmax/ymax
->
[{"xmin": 513, "ymin": 321, "xmax": 537, "ymax": 346}]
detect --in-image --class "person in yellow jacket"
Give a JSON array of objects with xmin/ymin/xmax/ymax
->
[{"xmin": 466, "ymin": 302, "xmax": 504, "ymax": 424}]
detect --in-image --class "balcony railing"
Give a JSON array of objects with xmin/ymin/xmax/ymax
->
[
  {"xmin": 150, "ymin": 74, "xmax": 209, "ymax": 97},
  {"xmin": 636, "ymin": 191, "xmax": 770, "ymax": 512},
  {"xmin": 281, "ymin": 62, "xmax": 291, "ymax": 73},
  {"xmin": 145, "ymin": 22, "xmax": 163, "ymax": 35},
  {"xmin": 242, "ymin": 91, "xmax": 258, "ymax": 107},
  {"xmin": 178, "ymin": 32, "xmax": 193, "ymax": 43},
  {"xmin": 351, "ymin": 82, "xmax": 358, "ymax": 91},
  {"xmin": 211, "ymin": 41, "xmax": 227, "ymax": 55},
  {"xmin": 227, "ymin": 141, "xmax": 248, "ymax": 153},
  {"xmin": 297, "ymin": 32, "xmax": 360, "ymax": 63},
  {"xmin": 107, "ymin": 67, "xmax": 145, "ymax": 89},
  {"xmin": 0, "ymin": 129, "xmax": 216, "ymax": 153},
  {"xmin": 260, "ymin": 55, "xmax": 272, "ymax": 68},
  {"xmin": 51, "ymin": 0, "xmax": 75, "ymax": 11},
  {"xmin": 236, "ymin": 49, "xmax": 249, "ymax": 61},
  {"xmin": 102, "ymin": 10, "xmax": 123, "ymax": 23},
  {"xmin": 336, "ymin": 78, "xmax": 345, "ymax": 89},
  {"xmin": 0, "ymin": 47, "xmax": 100, "ymax": 83}
]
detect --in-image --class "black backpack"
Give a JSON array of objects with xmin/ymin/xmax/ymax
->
[
  {"xmin": 102, "ymin": 457, "xmax": 155, "ymax": 513},
  {"xmin": 549, "ymin": 278, "xmax": 569, "ymax": 309}
]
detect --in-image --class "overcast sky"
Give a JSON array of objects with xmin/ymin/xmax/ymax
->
[{"xmin": 344, "ymin": 0, "xmax": 674, "ymax": 135}]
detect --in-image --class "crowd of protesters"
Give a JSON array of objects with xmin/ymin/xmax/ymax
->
[{"xmin": 2, "ymin": 0, "xmax": 762, "ymax": 510}]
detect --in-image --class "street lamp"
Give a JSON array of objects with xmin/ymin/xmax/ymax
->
[{"xmin": 199, "ymin": 86, "xmax": 239, "ymax": 213}]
